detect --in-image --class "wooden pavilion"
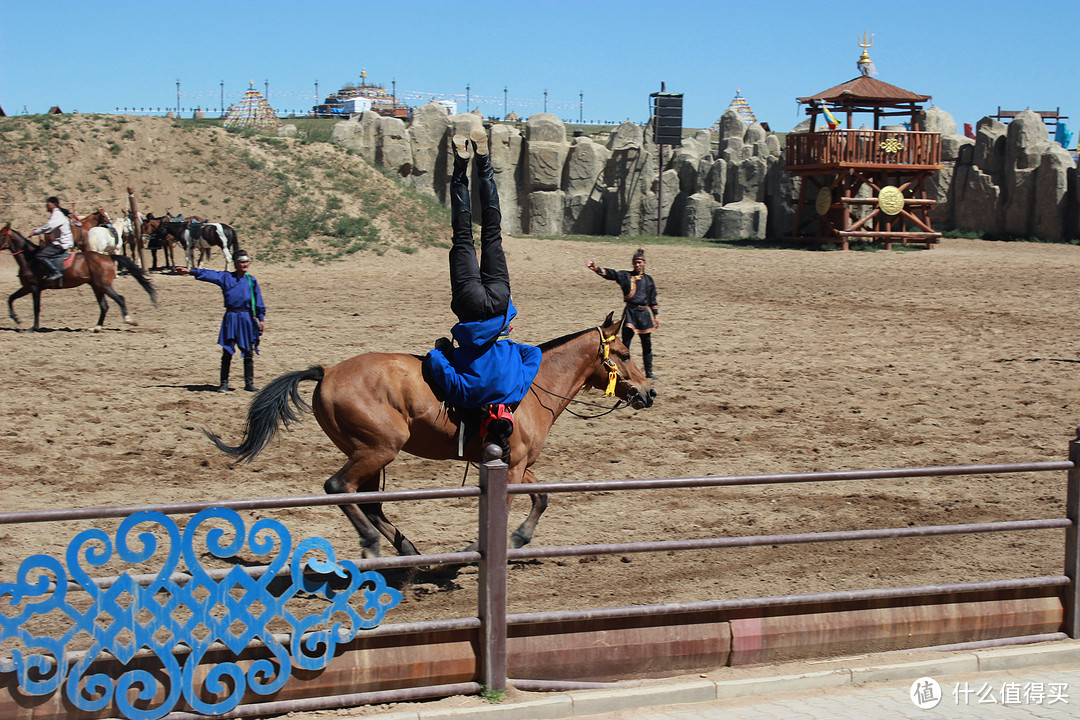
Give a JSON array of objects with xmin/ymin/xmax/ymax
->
[{"xmin": 784, "ymin": 36, "xmax": 943, "ymax": 249}]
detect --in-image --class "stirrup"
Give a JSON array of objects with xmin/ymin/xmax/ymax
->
[{"xmin": 481, "ymin": 403, "xmax": 514, "ymax": 440}]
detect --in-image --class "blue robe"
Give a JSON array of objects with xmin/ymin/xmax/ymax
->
[
  {"xmin": 425, "ymin": 297, "xmax": 541, "ymax": 409},
  {"xmin": 191, "ymin": 269, "xmax": 266, "ymax": 355}
]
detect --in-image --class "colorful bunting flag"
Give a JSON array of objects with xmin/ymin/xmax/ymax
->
[{"xmin": 223, "ymin": 83, "xmax": 282, "ymax": 130}]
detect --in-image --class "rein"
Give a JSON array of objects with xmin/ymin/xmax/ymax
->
[
  {"xmin": 1, "ymin": 227, "xmax": 24, "ymax": 255},
  {"xmin": 530, "ymin": 327, "xmax": 629, "ymax": 419}
]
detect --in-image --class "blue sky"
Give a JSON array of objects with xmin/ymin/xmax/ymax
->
[{"xmin": 2, "ymin": 0, "xmax": 1076, "ymax": 132}]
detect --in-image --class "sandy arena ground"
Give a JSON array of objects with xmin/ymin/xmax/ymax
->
[{"xmin": 2, "ymin": 236, "xmax": 1079, "ymax": 626}]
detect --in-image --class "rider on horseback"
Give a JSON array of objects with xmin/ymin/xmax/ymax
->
[
  {"xmin": 424, "ymin": 128, "xmax": 541, "ymax": 459},
  {"xmin": 29, "ymin": 197, "xmax": 73, "ymax": 281}
]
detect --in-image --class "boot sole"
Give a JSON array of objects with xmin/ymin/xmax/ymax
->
[
  {"xmin": 452, "ymin": 134, "xmax": 472, "ymax": 160},
  {"xmin": 471, "ymin": 128, "xmax": 489, "ymax": 156}
]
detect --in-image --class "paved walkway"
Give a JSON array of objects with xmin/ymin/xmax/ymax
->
[
  {"xmin": 357, "ymin": 640, "xmax": 1080, "ymax": 720},
  {"xmin": 576, "ymin": 664, "xmax": 1080, "ymax": 719}
]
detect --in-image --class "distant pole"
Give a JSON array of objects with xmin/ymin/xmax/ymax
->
[
  {"xmin": 265, "ymin": 79, "xmax": 269, "ymax": 102},
  {"xmin": 315, "ymin": 80, "xmax": 319, "ymax": 100},
  {"xmin": 219, "ymin": 80, "xmax": 224, "ymax": 114},
  {"xmin": 392, "ymin": 79, "xmax": 396, "ymax": 103},
  {"xmin": 657, "ymin": 82, "xmax": 665, "ymax": 236},
  {"xmin": 579, "ymin": 91, "xmax": 583, "ymax": 123},
  {"xmin": 176, "ymin": 79, "xmax": 180, "ymax": 113},
  {"xmin": 127, "ymin": 186, "xmax": 145, "ymax": 270},
  {"xmin": 466, "ymin": 84, "xmax": 471, "ymax": 113},
  {"xmin": 503, "ymin": 86, "xmax": 508, "ymax": 118},
  {"xmin": 544, "ymin": 89, "xmax": 548, "ymax": 113}
]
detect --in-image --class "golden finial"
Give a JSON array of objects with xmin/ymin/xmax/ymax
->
[{"xmin": 857, "ymin": 31, "xmax": 877, "ymax": 77}]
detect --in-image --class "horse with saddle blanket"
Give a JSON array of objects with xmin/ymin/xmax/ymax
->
[{"xmin": 147, "ymin": 215, "xmax": 239, "ymax": 271}]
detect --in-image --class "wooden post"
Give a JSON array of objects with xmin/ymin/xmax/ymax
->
[
  {"xmin": 478, "ymin": 443, "xmax": 508, "ymax": 693},
  {"xmin": 1065, "ymin": 429, "xmax": 1080, "ymax": 638},
  {"xmin": 127, "ymin": 187, "xmax": 145, "ymax": 269}
]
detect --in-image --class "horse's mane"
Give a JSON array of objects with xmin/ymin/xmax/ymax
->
[{"xmin": 538, "ymin": 327, "xmax": 593, "ymax": 353}]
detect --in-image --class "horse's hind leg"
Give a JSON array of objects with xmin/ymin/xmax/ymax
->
[
  {"xmin": 103, "ymin": 285, "xmax": 135, "ymax": 325},
  {"xmin": 510, "ymin": 467, "xmax": 548, "ymax": 549},
  {"xmin": 364, "ymin": 503, "xmax": 420, "ymax": 556},
  {"xmin": 90, "ymin": 288, "xmax": 109, "ymax": 332},
  {"xmin": 325, "ymin": 455, "xmax": 420, "ymax": 558}
]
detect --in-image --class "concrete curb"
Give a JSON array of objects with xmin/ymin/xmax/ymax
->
[{"xmin": 385, "ymin": 639, "xmax": 1080, "ymax": 720}]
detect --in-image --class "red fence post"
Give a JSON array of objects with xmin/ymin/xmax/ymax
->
[
  {"xmin": 1066, "ymin": 429, "xmax": 1080, "ymax": 637},
  {"xmin": 478, "ymin": 444, "xmax": 508, "ymax": 692}
]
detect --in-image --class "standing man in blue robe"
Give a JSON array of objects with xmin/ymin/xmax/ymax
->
[{"xmin": 178, "ymin": 249, "xmax": 266, "ymax": 392}]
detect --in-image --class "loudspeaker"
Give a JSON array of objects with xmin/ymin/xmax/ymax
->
[{"xmin": 650, "ymin": 92, "xmax": 683, "ymax": 146}]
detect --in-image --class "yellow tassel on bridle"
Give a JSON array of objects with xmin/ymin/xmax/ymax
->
[{"xmin": 599, "ymin": 330, "xmax": 618, "ymax": 397}]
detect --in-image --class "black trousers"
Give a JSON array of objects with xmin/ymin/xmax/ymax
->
[
  {"xmin": 37, "ymin": 243, "xmax": 66, "ymax": 261},
  {"xmin": 449, "ymin": 153, "xmax": 509, "ymax": 323},
  {"xmin": 621, "ymin": 325, "xmax": 653, "ymax": 356}
]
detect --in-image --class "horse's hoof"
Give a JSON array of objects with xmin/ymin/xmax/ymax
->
[
  {"xmin": 90, "ymin": 326, "xmax": 103, "ymax": 333},
  {"xmin": 123, "ymin": 315, "xmax": 137, "ymax": 326}
]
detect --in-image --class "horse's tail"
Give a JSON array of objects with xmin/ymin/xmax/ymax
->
[
  {"xmin": 112, "ymin": 254, "xmax": 158, "ymax": 307},
  {"xmin": 204, "ymin": 366, "xmax": 325, "ymax": 464}
]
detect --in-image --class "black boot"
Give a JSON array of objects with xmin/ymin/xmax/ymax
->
[
  {"xmin": 243, "ymin": 356, "xmax": 259, "ymax": 392},
  {"xmin": 216, "ymin": 352, "xmax": 232, "ymax": 392},
  {"xmin": 472, "ymin": 129, "xmax": 500, "ymax": 215},
  {"xmin": 643, "ymin": 352, "xmax": 658, "ymax": 380}
]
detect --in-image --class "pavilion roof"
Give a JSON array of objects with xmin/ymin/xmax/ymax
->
[{"xmin": 797, "ymin": 76, "xmax": 930, "ymax": 105}]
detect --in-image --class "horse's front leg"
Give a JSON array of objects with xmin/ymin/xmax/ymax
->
[
  {"xmin": 7, "ymin": 287, "xmax": 29, "ymax": 327},
  {"xmin": 30, "ymin": 289, "xmax": 42, "ymax": 332},
  {"xmin": 510, "ymin": 466, "xmax": 548, "ymax": 549}
]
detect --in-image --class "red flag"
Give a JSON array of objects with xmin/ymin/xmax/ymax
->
[{"xmin": 964, "ymin": 123, "xmax": 976, "ymax": 140}]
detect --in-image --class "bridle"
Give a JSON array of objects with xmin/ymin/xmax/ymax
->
[
  {"xmin": 530, "ymin": 327, "xmax": 630, "ymax": 418},
  {"xmin": 597, "ymin": 327, "xmax": 621, "ymax": 397},
  {"xmin": 0, "ymin": 226, "xmax": 24, "ymax": 256}
]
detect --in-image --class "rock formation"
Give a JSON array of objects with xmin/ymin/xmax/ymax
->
[{"xmin": 330, "ymin": 101, "xmax": 1078, "ymax": 243}]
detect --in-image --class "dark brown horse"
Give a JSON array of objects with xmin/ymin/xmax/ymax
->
[
  {"xmin": 207, "ymin": 312, "xmax": 655, "ymax": 557},
  {"xmin": 0, "ymin": 224, "xmax": 157, "ymax": 332},
  {"xmin": 141, "ymin": 214, "xmax": 182, "ymax": 271}
]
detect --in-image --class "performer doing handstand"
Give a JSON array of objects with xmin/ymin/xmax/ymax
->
[{"xmin": 424, "ymin": 128, "xmax": 541, "ymax": 461}]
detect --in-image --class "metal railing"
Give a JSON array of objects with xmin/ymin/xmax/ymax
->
[{"xmin": 2, "ymin": 435, "xmax": 1078, "ymax": 719}]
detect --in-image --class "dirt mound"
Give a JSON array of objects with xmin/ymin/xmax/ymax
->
[{"xmin": 0, "ymin": 114, "xmax": 446, "ymax": 262}]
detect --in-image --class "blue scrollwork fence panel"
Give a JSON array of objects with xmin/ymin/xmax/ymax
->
[{"xmin": 0, "ymin": 508, "xmax": 402, "ymax": 720}]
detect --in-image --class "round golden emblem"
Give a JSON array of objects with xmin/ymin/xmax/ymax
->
[
  {"xmin": 878, "ymin": 185, "xmax": 905, "ymax": 216},
  {"xmin": 815, "ymin": 187, "xmax": 832, "ymax": 217}
]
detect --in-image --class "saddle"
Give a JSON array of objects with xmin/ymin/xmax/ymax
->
[
  {"xmin": 420, "ymin": 358, "xmax": 515, "ymax": 460},
  {"xmin": 37, "ymin": 251, "xmax": 73, "ymax": 282},
  {"xmin": 452, "ymin": 403, "xmax": 516, "ymax": 461}
]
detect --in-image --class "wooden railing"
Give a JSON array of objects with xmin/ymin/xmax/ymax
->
[{"xmin": 785, "ymin": 129, "xmax": 942, "ymax": 169}]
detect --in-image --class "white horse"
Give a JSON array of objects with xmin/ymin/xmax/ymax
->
[
  {"xmin": 84, "ymin": 211, "xmax": 124, "ymax": 254},
  {"xmin": 114, "ymin": 213, "xmax": 140, "ymax": 262}
]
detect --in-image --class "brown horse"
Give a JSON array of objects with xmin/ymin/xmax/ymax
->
[
  {"xmin": 0, "ymin": 224, "xmax": 157, "ymax": 332},
  {"xmin": 207, "ymin": 312, "xmax": 655, "ymax": 557},
  {"xmin": 69, "ymin": 208, "xmax": 110, "ymax": 251},
  {"xmin": 141, "ymin": 214, "xmax": 182, "ymax": 271}
]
